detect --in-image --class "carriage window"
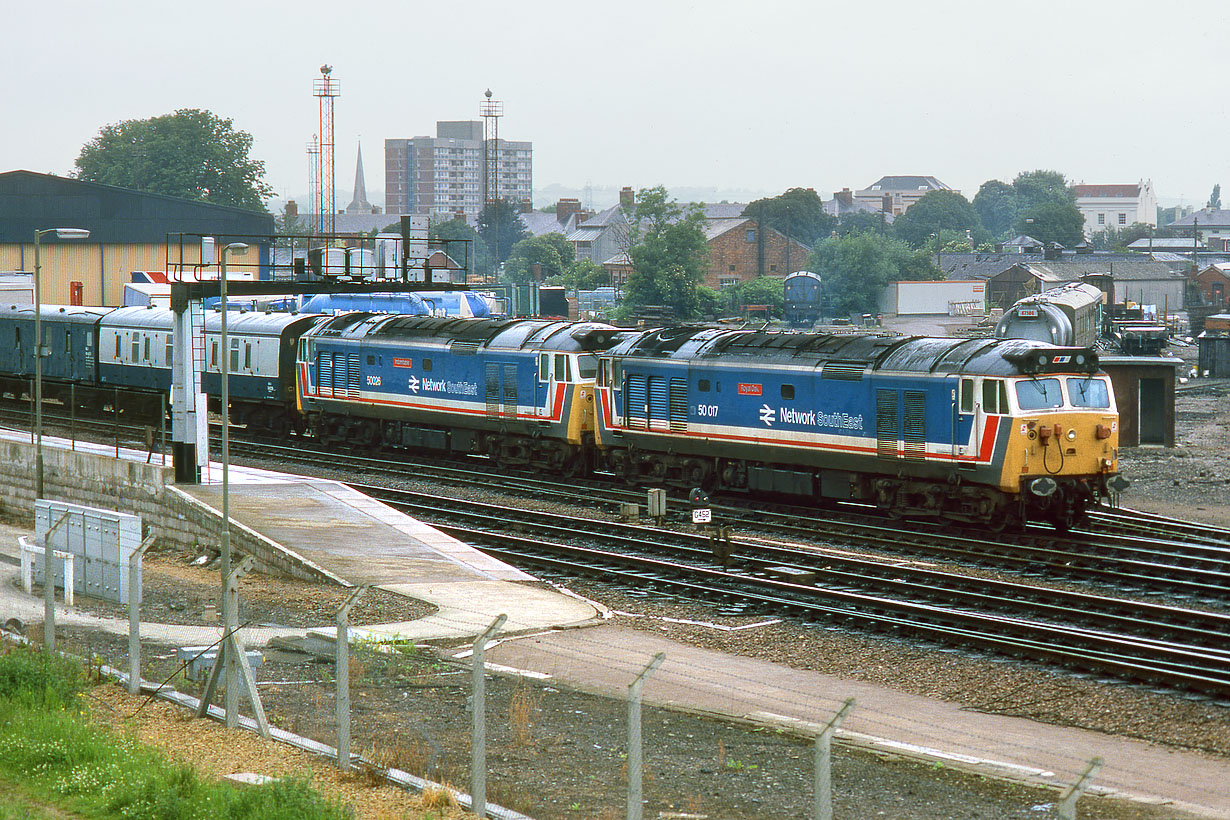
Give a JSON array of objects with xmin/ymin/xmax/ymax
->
[
  {"xmin": 229, "ymin": 338, "xmax": 240, "ymax": 371},
  {"xmin": 15, "ymin": 327, "xmax": 21, "ymax": 348},
  {"xmin": 422, "ymin": 358, "xmax": 432, "ymax": 372},
  {"xmin": 781, "ymin": 384, "xmax": 795, "ymax": 400},
  {"xmin": 211, "ymin": 341, "xmax": 218, "ymax": 368},
  {"xmin": 166, "ymin": 335, "xmax": 173, "ymax": 366},
  {"xmin": 554, "ymin": 354, "xmax": 570, "ymax": 382},
  {"xmin": 131, "ymin": 335, "xmax": 140, "ymax": 362},
  {"xmin": 244, "ymin": 343, "xmax": 252, "ymax": 370},
  {"xmin": 1067, "ymin": 377, "xmax": 1110, "ymax": 409},
  {"xmin": 698, "ymin": 379, "xmax": 710, "ymax": 392},
  {"xmin": 1015, "ymin": 378, "xmax": 1063, "ymax": 410},
  {"xmin": 577, "ymin": 354, "xmax": 597, "ymax": 380},
  {"xmin": 960, "ymin": 378, "xmax": 974, "ymax": 413},
  {"xmin": 113, "ymin": 333, "xmax": 119, "ymax": 359},
  {"xmin": 539, "ymin": 353, "xmax": 549, "ymax": 381},
  {"xmin": 66, "ymin": 330, "xmax": 71, "ymax": 357},
  {"xmin": 144, "ymin": 336, "xmax": 150, "ymax": 361}
]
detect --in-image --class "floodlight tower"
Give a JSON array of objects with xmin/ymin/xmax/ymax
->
[
  {"xmin": 306, "ymin": 135, "xmax": 321, "ymax": 236},
  {"xmin": 480, "ymin": 88, "xmax": 503, "ymax": 212},
  {"xmin": 313, "ymin": 65, "xmax": 341, "ymax": 236}
]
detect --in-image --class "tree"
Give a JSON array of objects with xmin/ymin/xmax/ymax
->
[
  {"xmin": 549, "ymin": 259, "xmax": 608, "ymax": 293},
  {"xmin": 478, "ymin": 199, "xmax": 529, "ymax": 273},
  {"xmin": 621, "ymin": 186, "xmax": 710, "ymax": 320},
  {"xmin": 74, "ymin": 108, "xmax": 273, "ymax": 211},
  {"xmin": 891, "ymin": 190, "xmax": 987, "ymax": 248},
  {"xmin": 727, "ymin": 276, "xmax": 785, "ymax": 316},
  {"xmin": 1014, "ymin": 202, "xmax": 1085, "ymax": 247},
  {"xmin": 809, "ymin": 233, "xmax": 942, "ymax": 316},
  {"xmin": 835, "ymin": 211, "xmax": 887, "ymax": 237},
  {"xmin": 429, "ymin": 216, "xmax": 490, "ymax": 277},
  {"xmin": 1012, "ymin": 170, "xmax": 1076, "ymax": 211},
  {"xmin": 742, "ymin": 188, "xmax": 834, "ymax": 246},
  {"xmin": 1209, "ymin": 184, "xmax": 1222, "ymax": 211},
  {"xmin": 1089, "ymin": 222, "xmax": 1153, "ymax": 252},
  {"xmin": 503, "ymin": 233, "xmax": 574, "ymax": 285},
  {"xmin": 972, "ymin": 180, "xmax": 1019, "ymax": 238}
]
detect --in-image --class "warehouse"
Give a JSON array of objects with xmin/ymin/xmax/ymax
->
[{"xmin": 0, "ymin": 170, "xmax": 273, "ymax": 306}]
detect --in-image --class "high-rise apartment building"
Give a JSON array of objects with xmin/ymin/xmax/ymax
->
[{"xmin": 385, "ymin": 121, "xmax": 532, "ymax": 219}]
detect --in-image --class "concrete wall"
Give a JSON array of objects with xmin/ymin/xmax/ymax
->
[
  {"xmin": 880, "ymin": 280, "xmax": 985, "ymax": 315},
  {"xmin": 0, "ymin": 439, "xmax": 333, "ymax": 583}
]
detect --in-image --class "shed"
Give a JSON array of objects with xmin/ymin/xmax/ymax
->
[
  {"xmin": 1100, "ymin": 356, "xmax": 1181, "ymax": 447},
  {"xmin": 1197, "ymin": 330, "xmax": 1230, "ymax": 377}
]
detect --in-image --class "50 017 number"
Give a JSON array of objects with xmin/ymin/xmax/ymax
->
[{"xmin": 697, "ymin": 404, "xmax": 719, "ymax": 418}]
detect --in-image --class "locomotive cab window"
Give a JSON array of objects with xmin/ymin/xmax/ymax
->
[
  {"xmin": 597, "ymin": 359, "xmax": 610, "ymax": 387},
  {"xmin": 577, "ymin": 355, "xmax": 597, "ymax": 380},
  {"xmin": 554, "ymin": 354, "xmax": 570, "ymax": 382},
  {"xmin": 1067, "ymin": 377, "xmax": 1110, "ymax": 409},
  {"xmin": 1015, "ymin": 378, "xmax": 1063, "ymax": 410},
  {"xmin": 781, "ymin": 384, "xmax": 795, "ymax": 400},
  {"xmin": 539, "ymin": 353, "xmax": 549, "ymax": 382},
  {"xmin": 981, "ymin": 379, "xmax": 1009, "ymax": 414}
]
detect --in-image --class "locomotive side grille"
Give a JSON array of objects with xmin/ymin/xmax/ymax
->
[
  {"xmin": 502, "ymin": 364, "xmax": 517, "ymax": 419},
  {"xmin": 332, "ymin": 352, "xmax": 347, "ymax": 396},
  {"xmin": 318, "ymin": 353, "xmax": 333, "ymax": 397},
  {"xmin": 485, "ymin": 364, "xmax": 499, "ymax": 418},
  {"xmin": 648, "ymin": 377, "xmax": 669, "ymax": 431},
  {"xmin": 626, "ymin": 374, "xmax": 647, "ymax": 430},
  {"xmin": 669, "ymin": 378, "xmax": 688, "ymax": 432},
  {"xmin": 903, "ymin": 391, "xmax": 927, "ymax": 460},
  {"xmin": 347, "ymin": 354, "xmax": 361, "ymax": 397},
  {"xmin": 876, "ymin": 389, "xmax": 898, "ymax": 459},
  {"xmin": 821, "ymin": 360, "xmax": 864, "ymax": 380}
]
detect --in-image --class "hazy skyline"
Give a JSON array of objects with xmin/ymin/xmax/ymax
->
[{"xmin": 6, "ymin": 0, "xmax": 1224, "ymax": 212}]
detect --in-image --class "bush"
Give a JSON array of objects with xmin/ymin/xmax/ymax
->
[{"xmin": 0, "ymin": 645, "xmax": 85, "ymax": 710}]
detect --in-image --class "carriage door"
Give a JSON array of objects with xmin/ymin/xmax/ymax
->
[{"xmin": 955, "ymin": 377, "xmax": 976, "ymax": 470}]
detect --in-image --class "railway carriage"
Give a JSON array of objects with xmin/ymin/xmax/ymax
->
[
  {"xmin": 593, "ymin": 328, "xmax": 1125, "ymax": 528},
  {"xmin": 0, "ymin": 304, "xmax": 110, "ymax": 400},
  {"xmin": 296, "ymin": 314, "xmax": 629, "ymax": 473}
]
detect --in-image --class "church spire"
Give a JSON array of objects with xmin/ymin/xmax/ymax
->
[{"xmin": 345, "ymin": 141, "xmax": 372, "ymax": 213}]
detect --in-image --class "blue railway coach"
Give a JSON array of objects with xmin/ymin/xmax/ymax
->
[{"xmin": 593, "ymin": 327, "xmax": 1124, "ymax": 528}]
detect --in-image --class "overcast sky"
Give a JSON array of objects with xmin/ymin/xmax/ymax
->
[{"xmin": 5, "ymin": 0, "xmax": 1225, "ymax": 210}]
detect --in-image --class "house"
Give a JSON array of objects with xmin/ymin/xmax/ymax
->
[
  {"xmin": 1167, "ymin": 209, "xmax": 1230, "ymax": 244},
  {"xmin": 702, "ymin": 218, "xmax": 810, "ymax": 289},
  {"xmin": 982, "ymin": 257, "xmax": 1187, "ymax": 310},
  {"xmin": 852, "ymin": 176, "xmax": 953, "ymax": 216},
  {"xmin": 1074, "ymin": 181, "xmax": 1158, "ymax": 237},
  {"xmin": 0, "ymin": 170, "xmax": 273, "ymax": 307},
  {"xmin": 824, "ymin": 188, "xmax": 891, "ymax": 221},
  {"xmin": 1192, "ymin": 264, "xmax": 1230, "ymax": 308}
]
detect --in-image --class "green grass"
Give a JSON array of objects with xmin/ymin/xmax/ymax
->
[{"xmin": 0, "ymin": 645, "xmax": 355, "ymax": 820}]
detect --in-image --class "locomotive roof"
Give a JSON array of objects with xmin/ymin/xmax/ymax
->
[
  {"xmin": 0, "ymin": 304, "xmax": 111, "ymax": 325},
  {"xmin": 609, "ymin": 327, "xmax": 1100, "ymax": 376},
  {"xmin": 306, "ymin": 313, "xmax": 631, "ymax": 353}
]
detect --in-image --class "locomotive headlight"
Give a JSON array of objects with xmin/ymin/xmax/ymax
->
[
  {"xmin": 1076, "ymin": 354, "xmax": 1086, "ymax": 365},
  {"xmin": 1066, "ymin": 428, "xmax": 1076, "ymax": 441}
]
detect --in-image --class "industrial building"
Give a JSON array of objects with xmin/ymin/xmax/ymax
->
[{"xmin": 0, "ymin": 170, "xmax": 273, "ymax": 306}]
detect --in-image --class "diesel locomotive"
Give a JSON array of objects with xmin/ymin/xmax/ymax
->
[{"xmin": 0, "ymin": 304, "xmax": 1126, "ymax": 529}]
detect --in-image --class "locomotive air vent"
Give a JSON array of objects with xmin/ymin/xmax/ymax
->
[
  {"xmin": 449, "ymin": 340, "xmax": 481, "ymax": 355},
  {"xmin": 821, "ymin": 360, "xmax": 865, "ymax": 380}
]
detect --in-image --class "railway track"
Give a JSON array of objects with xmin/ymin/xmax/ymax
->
[{"xmin": 353, "ymin": 482, "xmax": 1230, "ymax": 698}]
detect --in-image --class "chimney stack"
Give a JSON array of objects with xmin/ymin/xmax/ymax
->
[
  {"xmin": 521, "ymin": 198, "xmax": 533, "ymax": 214},
  {"xmin": 619, "ymin": 186, "xmax": 635, "ymax": 209},
  {"xmin": 285, "ymin": 200, "xmax": 298, "ymax": 218},
  {"xmin": 834, "ymin": 188, "xmax": 852, "ymax": 207},
  {"xmin": 556, "ymin": 197, "xmax": 582, "ymax": 224}
]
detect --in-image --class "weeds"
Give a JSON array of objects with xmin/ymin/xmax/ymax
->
[{"xmin": 509, "ymin": 680, "xmax": 540, "ymax": 748}]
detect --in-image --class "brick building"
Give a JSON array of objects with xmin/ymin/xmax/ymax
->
[{"xmin": 703, "ymin": 218, "xmax": 811, "ymax": 289}]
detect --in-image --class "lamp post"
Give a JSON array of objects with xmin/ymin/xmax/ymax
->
[
  {"xmin": 218, "ymin": 241, "xmax": 249, "ymax": 728},
  {"xmin": 33, "ymin": 228, "xmax": 89, "ymax": 500}
]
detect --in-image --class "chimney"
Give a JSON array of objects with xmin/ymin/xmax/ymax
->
[
  {"xmin": 521, "ymin": 198, "xmax": 533, "ymax": 214},
  {"xmin": 556, "ymin": 198, "xmax": 582, "ymax": 224},
  {"xmin": 834, "ymin": 188, "xmax": 852, "ymax": 207},
  {"xmin": 285, "ymin": 200, "xmax": 298, "ymax": 218},
  {"xmin": 619, "ymin": 186, "xmax": 635, "ymax": 209}
]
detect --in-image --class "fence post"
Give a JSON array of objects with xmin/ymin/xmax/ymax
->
[
  {"xmin": 813, "ymin": 697, "xmax": 855, "ymax": 820},
  {"xmin": 335, "ymin": 585, "xmax": 368, "ymax": 771},
  {"xmin": 471, "ymin": 613, "xmax": 507, "ymax": 819},
  {"xmin": 1057, "ymin": 757, "xmax": 1103, "ymax": 820},
  {"xmin": 627, "ymin": 651, "xmax": 666, "ymax": 820},
  {"xmin": 126, "ymin": 535, "xmax": 157, "ymax": 693}
]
